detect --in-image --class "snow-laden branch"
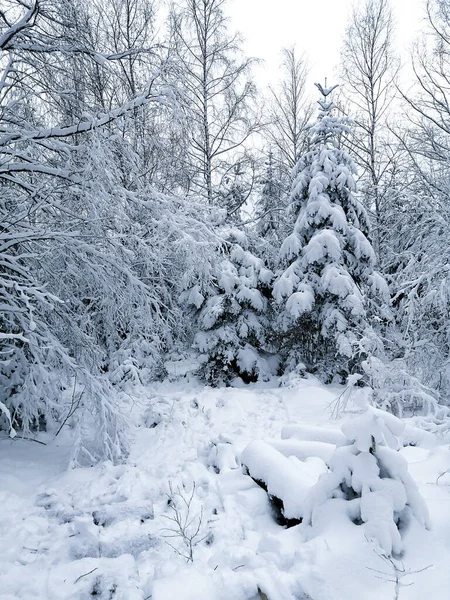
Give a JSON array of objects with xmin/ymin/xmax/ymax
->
[
  {"xmin": 0, "ymin": 81, "xmax": 174, "ymax": 148},
  {"xmin": 0, "ymin": 0, "xmax": 39, "ymax": 50}
]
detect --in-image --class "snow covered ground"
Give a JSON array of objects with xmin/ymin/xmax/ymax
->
[{"xmin": 1, "ymin": 377, "xmax": 450, "ymax": 600}]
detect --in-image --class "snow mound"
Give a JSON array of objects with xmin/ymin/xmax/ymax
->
[{"xmin": 281, "ymin": 423, "xmax": 347, "ymax": 446}]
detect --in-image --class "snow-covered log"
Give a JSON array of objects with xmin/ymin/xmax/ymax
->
[
  {"xmin": 241, "ymin": 440, "xmax": 314, "ymax": 526},
  {"xmin": 281, "ymin": 423, "xmax": 347, "ymax": 446}
]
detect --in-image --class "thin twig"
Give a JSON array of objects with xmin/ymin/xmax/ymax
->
[
  {"xmin": 54, "ymin": 381, "xmax": 85, "ymax": 438},
  {"xmin": 0, "ymin": 435, "xmax": 46, "ymax": 445},
  {"xmin": 436, "ymin": 470, "xmax": 450, "ymax": 485},
  {"xmin": 74, "ymin": 567, "xmax": 98, "ymax": 584}
]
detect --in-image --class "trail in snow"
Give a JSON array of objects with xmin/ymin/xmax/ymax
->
[{"xmin": 0, "ymin": 378, "xmax": 449, "ymax": 600}]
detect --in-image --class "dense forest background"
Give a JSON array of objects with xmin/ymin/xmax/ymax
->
[{"xmin": 2, "ymin": 0, "xmax": 450, "ymax": 463}]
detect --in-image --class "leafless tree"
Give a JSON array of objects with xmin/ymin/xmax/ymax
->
[
  {"xmin": 367, "ymin": 543, "xmax": 432, "ymax": 600},
  {"xmin": 162, "ymin": 482, "xmax": 206, "ymax": 562},
  {"xmin": 267, "ymin": 47, "xmax": 313, "ymax": 176},
  {"xmin": 0, "ymin": 0, "xmax": 199, "ymax": 462},
  {"xmin": 170, "ymin": 0, "xmax": 260, "ymax": 205},
  {"xmin": 385, "ymin": 0, "xmax": 450, "ymax": 397},
  {"xmin": 397, "ymin": 1, "xmax": 450, "ymax": 192},
  {"xmin": 341, "ymin": 0, "xmax": 399, "ymax": 259}
]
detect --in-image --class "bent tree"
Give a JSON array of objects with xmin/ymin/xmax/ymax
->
[{"xmin": 0, "ymin": 0, "xmax": 190, "ymax": 463}]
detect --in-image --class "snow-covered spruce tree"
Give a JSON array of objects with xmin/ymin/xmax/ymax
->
[
  {"xmin": 273, "ymin": 83, "xmax": 389, "ymax": 380},
  {"xmin": 255, "ymin": 150, "xmax": 287, "ymax": 272},
  {"xmin": 217, "ymin": 158, "xmax": 256, "ymax": 224},
  {"xmin": 181, "ymin": 227, "xmax": 275, "ymax": 385},
  {"xmin": 303, "ymin": 404, "xmax": 430, "ymax": 557},
  {"xmin": 256, "ymin": 150, "xmax": 285, "ymax": 240}
]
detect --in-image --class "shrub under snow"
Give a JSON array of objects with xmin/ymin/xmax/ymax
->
[
  {"xmin": 241, "ymin": 399, "xmax": 430, "ymax": 557},
  {"xmin": 303, "ymin": 405, "xmax": 430, "ymax": 556}
]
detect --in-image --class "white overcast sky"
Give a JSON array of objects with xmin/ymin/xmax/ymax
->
[{"xmin": 226, "ymin": 0, "xmax": 425, "ymax": 93}]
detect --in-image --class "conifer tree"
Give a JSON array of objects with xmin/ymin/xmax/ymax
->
[
  {"xmin": 273, "ymin": 84, "xmax": 388, "ymax": 380},
  {"xmin": 217, "ymin": 159, "xmax": 256, "ymax": 223},
  {"xmin": 181, "ymin": 228, "xmax": 274, "ymax": 385},
  {"xmin": 256, "ymin": 150, "xmax": 285, "ymax": 240}
]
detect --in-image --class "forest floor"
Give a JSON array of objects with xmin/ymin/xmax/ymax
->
[{"xmin": 1, "ymin": 376, "xmax": 450, "ymax": 600}]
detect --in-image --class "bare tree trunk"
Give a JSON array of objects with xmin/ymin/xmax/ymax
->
[{"xmin": 200, "ymin": 3, "xmax": 213, "ymax": 204}]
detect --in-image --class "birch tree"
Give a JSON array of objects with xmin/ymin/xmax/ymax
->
[
  {"xmin": 170, "ymin": 0, "xmax": 259, "ymax": 206},
  {"xmin": 389, "ymin": 0, "xmax": 450, "ymax": 396},
  {"xmin": 267, "ymin": 47, "xmax": 313, "ymax": 176},
  {"xmin": 341, "ymin": 0, "xmax": 399, "ymax": 260},
  {"xmin": 0, "ymin": 0, "xmax": 214, "ymax": 462}
]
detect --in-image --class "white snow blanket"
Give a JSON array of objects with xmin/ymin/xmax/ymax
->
[{"xmin": 1, "ymin": 378, "xmax": 450, "ymax": 600}]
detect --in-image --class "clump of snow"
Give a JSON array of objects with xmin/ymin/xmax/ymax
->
[{"xmin": 268, "ymin": 439, "xmax": 336, "ymax": 464}]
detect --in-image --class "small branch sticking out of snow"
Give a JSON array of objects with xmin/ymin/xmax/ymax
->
[
  {"xmin": 367, "ymin": 543, "xmax": 432, "ymax": 600},
  {"xmin": 161, "ymin": 482, "xmax": 207, "ymax": 562},
  {"xmin": 74, "ymin": 567, "xmax": 98, "ymax": 584}
]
